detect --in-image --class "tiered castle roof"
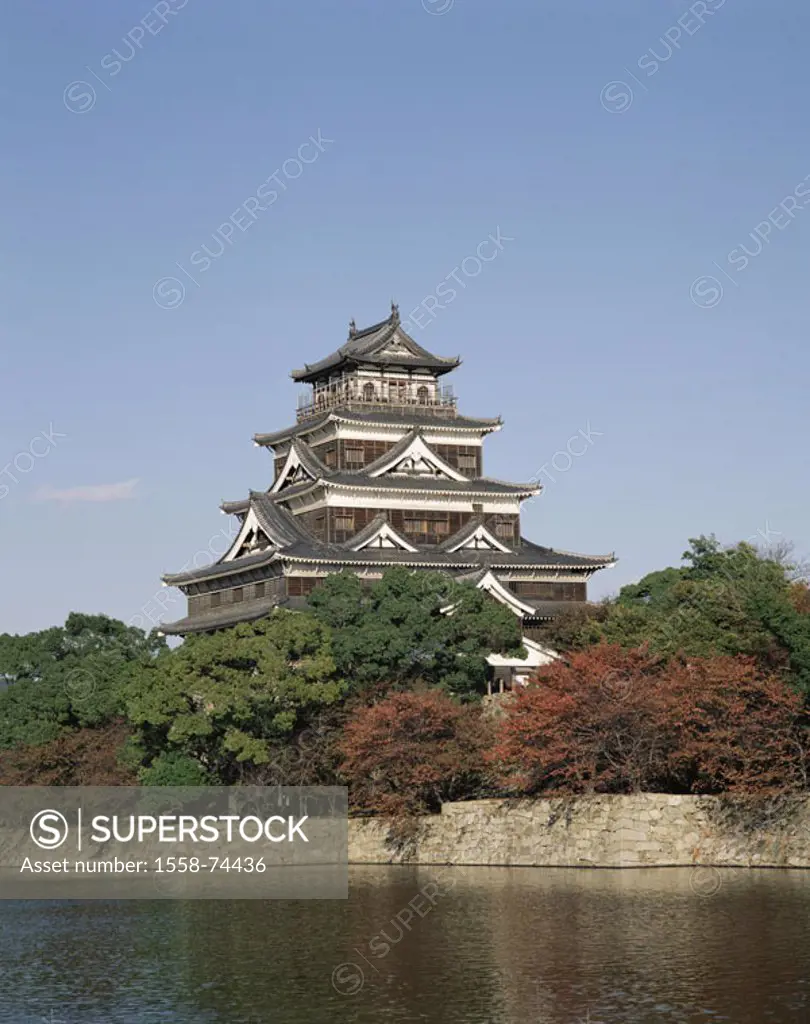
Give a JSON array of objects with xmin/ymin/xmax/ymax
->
[{"xmin": 159, "ymin": 304, "xmax": 615, "ymax": 635}]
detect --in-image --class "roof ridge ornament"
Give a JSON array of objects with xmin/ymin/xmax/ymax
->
[
  {"xmin": 348, "ymin": 318, "xmax": 357, "ymax": 338},
  {"xmin": 390, "ymin": 300, "xmax": 400, "ymax": 324}
]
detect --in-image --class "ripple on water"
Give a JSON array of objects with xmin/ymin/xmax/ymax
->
[{"xmin": 0, "ymin": 867, "xmax": 809, "ymax": 1024}]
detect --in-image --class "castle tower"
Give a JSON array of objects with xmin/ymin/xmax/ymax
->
[{"xmin": 160, "ymin": 304, "xmax": 614, "ymax": 635}]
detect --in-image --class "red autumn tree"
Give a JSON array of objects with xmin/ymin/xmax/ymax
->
[
  {"xmin": 0, "ymin": 720, "xmax": 138, "ymax": 786},
  {"xmin": 339, "ymin": 690, "xmax": 492, "ymax": 818},
  {"xmin": 490, "ymin": 645, "xmax": 668, "ymax": 795},
  {"xmin": 490, "ymin": 644, "xmax": 807, "ymax": 796},
  {"xmin": 662, "ymin": 656, "xmax": 808, "ymax": 793}
]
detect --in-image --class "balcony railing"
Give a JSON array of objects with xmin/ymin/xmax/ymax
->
[{"xmin": 296, "ymin": 376, "xmax": 457, "ymax": 422}]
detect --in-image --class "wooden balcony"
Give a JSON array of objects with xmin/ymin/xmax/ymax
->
[{"xmin": 296, "ymin": 378, "xmax": 457, "ymax": 422}]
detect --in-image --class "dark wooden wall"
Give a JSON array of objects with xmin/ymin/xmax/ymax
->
[
  {"xmin": 508, "ymin": 581, "xmax": 587, "ymax": 602},
  {"xmin": 184, "ymin": 571, "xmax": 589, "ymax": 626},
  {"xmin": 187, "ymin": 575, "xmax": 287, "ymax": 616},
  {"xmin": 293, "ymin": 439, "xmax": 484, "ymax": 477},
  {"xmin": 287, "ymin": 576, "xmax": 321, "ymax": 597},
  {"xmin": 295, "ymin": 507, "xmax": 519, "ymax": 546}
]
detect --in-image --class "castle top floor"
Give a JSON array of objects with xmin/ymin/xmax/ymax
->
[
  {"xmin": 291, "ymin": 303, "xmax": 461, "ymax": 421},
  {"xmin": 296, "ymin": 371, "xmax": 458, "ymax": 422}
]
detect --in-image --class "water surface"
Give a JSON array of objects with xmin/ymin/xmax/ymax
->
[{"xmin": 2, "ymin": 866, "xmax": 809, "ymax": 1023}]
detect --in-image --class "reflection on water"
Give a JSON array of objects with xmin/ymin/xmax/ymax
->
[{"xmin": 1, "ymin": 867, "xmax": 809, "ymax": 1023}]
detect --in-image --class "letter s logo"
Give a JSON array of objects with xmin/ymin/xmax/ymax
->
[{"xmin": 30, "ymin": 810, "xmax": 69, "ymax": 849}]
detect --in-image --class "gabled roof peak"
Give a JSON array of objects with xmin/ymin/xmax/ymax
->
[
  {"xmin": 345, "ymin": 512, "xmax": 419, "ymax": 553},
  {"xmin": 440, "ymin": 517, "xmax": 513, "ymax": 554},
  {"xmin": 348, "ymin": 300, "xmax": 399, "ymax": 341},
  {"xmin": 271, "ymin": 438, "xmax": 329, "ymax": 493},
  {"xmin": 363, "ymin": 429, "xmax": 467, "ymax": 482},
  {"xmin": 291, "ymin": 304, "xmax": 460, "ymax": 383}
]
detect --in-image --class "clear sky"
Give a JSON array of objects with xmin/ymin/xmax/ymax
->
[{"xmin": 3, "ymin": 0, "xmax": 809, "ymax": 636}]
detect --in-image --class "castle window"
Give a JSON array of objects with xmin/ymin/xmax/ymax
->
[
  {"xmin": 363, "ymin": 382, "xmax": 375, "ymax": 401},
  {"xmin": 458, "ymin": 453, "xmax": 477, "ymax": 471},
  {"xmin": 334, "ymin": 514, "xmax": 354, "ymax": 532},
  {"xmin": 211, "ymin": 592, "xmax": 222, "ymax": 609},
  {"xmin": 388, "ymin": 381, "xmax": 406, "ymax": 403},
  {"xmin": 345, "ymin": 446, "xmax": 365, "ymax": 465},
  {"xmin": 417, "ymin": 385, "xmax": 430, "ymax": 405},
  {"xmin": 495, "ymin": 521, "xmax": 514, "ymax": 539},
  {"xmin": 232, "ymin": 587, "xmax": 244, "ymax": 604},
  {"xmin": 404, "ymin": 517, "xmax": 428, "ymax": 534},
  {"xmin": 254, "ymin": 582, "xmax": 265, "ymax": 599}
]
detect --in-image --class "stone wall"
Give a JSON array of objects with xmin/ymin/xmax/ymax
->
[{"xmin": 348, "ymin": 795, "xmax": 810, "ymax": 868}]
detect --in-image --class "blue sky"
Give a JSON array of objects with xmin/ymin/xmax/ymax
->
[{"xmin": 2, "ymin": 0, "xmax": 809, "ymax": 635}]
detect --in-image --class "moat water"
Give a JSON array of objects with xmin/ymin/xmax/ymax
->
[{"xmin": 2, "ymin": 866, "xmax": 809, "ymax": 1023}]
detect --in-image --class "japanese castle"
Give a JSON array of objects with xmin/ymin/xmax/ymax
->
[{"xmin": 160, "ymin": 304, "xmax": 614, "ymax": 636}]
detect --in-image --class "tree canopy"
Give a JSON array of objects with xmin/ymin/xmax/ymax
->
[
  {"xmin": 308, "ymin": 567, "xmax": 524, "ymax": 696},
  {"xmin": 2, "ymin": 544, "xmax": 809, "ymax": 800},
  {"xmin": 490, "ymin": 644, "xmax": 808, "ymax": 796},
  {"xmin": 0, "ymin": 613, "xmax": 165, "ymax": 749},
  {"xmin": 125, "ymin": 611, "xmax": 344, "ymax": 784},
  {"xmin": 538, "ymin": 536, "xmax": 810, "ymax": 691}
]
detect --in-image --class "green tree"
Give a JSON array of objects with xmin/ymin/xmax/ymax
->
[
  {"xmin": 0, "ymin": 613, "xmax": 165, "ymax": 749},
  {"xmin": 139, "ymin": 750, "xmax": 210, "ymax": 787},
  {"xmin": 308, "ymin": 568, "xmax": 523, "ymax": 696},
  {"xmin": 591, "ymin": 536, "xmax": 810, "ymax": 691},
  {"xmin": 533, "ymin": 602, "xmax": 610, "ymax": 653},
  {"xmin": 125, "ymin": 610, "xmax": 344, "ymax": 783}
]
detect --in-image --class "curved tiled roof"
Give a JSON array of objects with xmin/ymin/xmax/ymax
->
[
  {"xmin": 275, "ymin": 473, "xmax": 540, "ymax": 502},
  {"xmin": 159, "ymin": 596, "xmax": 283, "ymax": 635},
  {"xmin": 275, "ymin": 543, "xmax": 615, "ymax": 571},
  {"xmin": 251, "ymin": 491, "xmax": 307, "ymax": 547},
  {"xmin": 220, "ymin": 498, "xmax": 250, "ymax": 515},
  {"xmin": 254, "ymin": 410, "xmax": 501, "ymax": 448},
  {"xmin": 290, "ymin": 437, "xmax": 330, "ymax": 478},
  {"xmin": 164, "ymin": 502, "xmax": 615, "ymax": 587},
  {"xmin": 290, "ymin": 307, "xmax": 459, "ymax": 382},
  {"xmin": 162, "ymin": 548, "xmax": 278, "ymax": 587}
]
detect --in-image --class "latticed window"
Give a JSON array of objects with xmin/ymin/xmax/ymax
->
[
  {"xmin": 334, "ymin": 514, "xmax": 354, "ymax": 531},
  {"xmin": 363, "ymin": 382, "xmax": 375, "ymax": 401},
  {"xmin": 495, "ymin": 521, "xmax": 514, "ymax": 539},
  {"xmin": 345, "ymin": 446, "xmax": 364, "ymax": 465},
  {"xmin": 404, "ymin": 517, "xmax": 429, "ymax": 534},
  {"xmin": 232, "ymin": 587, "xmax": 244, "ymax": 603},
  {"xmin": 458, "ymin": 453, "xmax": 477, "ymax": 471},
  {"xmin": 417, "ymin": 385, "xmax": 430, "ymax": 405},
  {"xmin": 255, "ymin": 581, "xmax": 265, "ymax": 599},
  {"xmin": 210, "ymin": 592, "xmax": 221, "ymax": 608}
]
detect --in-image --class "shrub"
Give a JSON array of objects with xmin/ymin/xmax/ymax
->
[
  {"xmin": 139, "ymin": 750, "xmax": 209, "ymax": 787},
  {"xmin": 0, "ymin": 720, "xmax": 138, "ymax": 786},
  {"xmin": 662, "ymin": 655, "xmax": 808, "ymax": 794},
  {"xmin": 490, "ymin": 645, "xmax": 808, "ymax": 796},
  {"xmin": 339, "ymin": 689, "xmax": 492, "ymax": 818},
  {"xmin": 490, "ymin": 645, "xmax": 667, "ymax": 795}
]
